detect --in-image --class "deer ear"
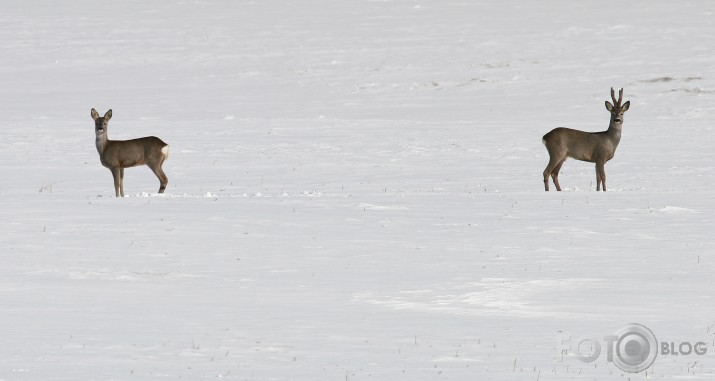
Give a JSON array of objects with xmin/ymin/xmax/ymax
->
[
  {"xmin": 104, "ymin": 109, "xmax": 112, "ymax": 120},
  {"xmin": 622, "ymin": 101, "xmax": 630, "ymax": 112},
  {"xmin": 605, "ymin": 101, "xmax": 614, "ymax": 112},
  {"xmin": 91, "ymin": 108, "xmax": 99, "ymax": 120}
]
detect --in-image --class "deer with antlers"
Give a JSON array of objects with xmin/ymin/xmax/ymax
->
[{"xmin": 542, "ymin": 88, "xmax": 630, "ymax": 191}]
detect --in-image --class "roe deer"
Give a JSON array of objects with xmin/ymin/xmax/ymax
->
[
  {"xmin": 542, "ymin": 88, "xmax": 630, "ymax": 191},
  {"xmin": 91, "ymin": 108, "xmax": 169, "ymax": 197}
]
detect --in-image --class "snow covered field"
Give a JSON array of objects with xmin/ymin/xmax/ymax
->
[{"xmin": 2, "ymin": 1, "xmax": 715, "ymax": 379}]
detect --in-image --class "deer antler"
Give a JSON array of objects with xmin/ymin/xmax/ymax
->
[
  {"xmin": 611, "ymin": 87, "xmax": 618, "ymax": 106},
  {"xmin": 610, "ymin": 87, "xmax": 624, "ymax": 106}
]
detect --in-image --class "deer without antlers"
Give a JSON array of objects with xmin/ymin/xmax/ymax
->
[
  {"xmin": 542, "ymin": 88, "xmax": 630, "ymax": 192},
  {"xmin": 91, "ymin": 108, "xmax": 169, "ymax": 197}
]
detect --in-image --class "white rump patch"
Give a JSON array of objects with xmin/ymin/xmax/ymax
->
[{"xmin": 162, "ymin": 145, "xmax": 169, "ymax": 158}]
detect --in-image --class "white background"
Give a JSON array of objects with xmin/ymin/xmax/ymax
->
[{"xmin": 1, "ymin": 1, "xmax": 715, "ymax": 379}]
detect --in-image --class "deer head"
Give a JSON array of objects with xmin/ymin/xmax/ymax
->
[
  {"xmin": 91, "ymin": 108, "xmax": 112, "ymax": 137},
  {"xmin": 605, "ymin": 87, "xmax": 630, "ymax": 125}
]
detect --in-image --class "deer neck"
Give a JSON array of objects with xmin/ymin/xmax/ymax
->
[
  {"xmin": 606, "ymin": 120, "xmax": 623, "ymax": 144},
  {"xmin": 96, "ymin": 134, "xmax": 109, "ymax": 154}
]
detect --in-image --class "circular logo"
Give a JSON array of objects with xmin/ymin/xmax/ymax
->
[{"xmin": 612, "ymin": 323, "xmax": 658, "ymax": 373}]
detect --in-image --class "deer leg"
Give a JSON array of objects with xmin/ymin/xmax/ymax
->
[
  {"xmin": 551, "ymin": 158, "xmax": 566, "ymax": 192},
  {"xmin": 119, "ymin": 168, "xmax": 125, "ymax": 197},
  {"xmin": 543, "ymin": 172, "xmax": 549, "ymax": 191},
  {"xmin": 543, "ymin": 156, "xmax": 564, "ymax": 191},
  {"xmin": 595, "ymin": 162, "xmax": 606, "ymax": 191},
  {"xmin": 148, "ymin": 163, "xmax": 168, "ymax": 194},
  {"xmin": 110, "ymin": 167, "xmax": 121, "ymax": 197}
]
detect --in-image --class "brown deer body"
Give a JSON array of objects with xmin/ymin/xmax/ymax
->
[
  {"xmin": 542, "ymin": 88, "xmax": 630, "ymax": 191},
  {"xmin": 91, "ymin": 108, "xmax": 169, "ymax": 197}
]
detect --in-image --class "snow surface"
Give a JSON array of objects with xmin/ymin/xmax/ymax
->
[{"xmin": 2, "ymin": 1, "xmax": 715, "ymax": 380}]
